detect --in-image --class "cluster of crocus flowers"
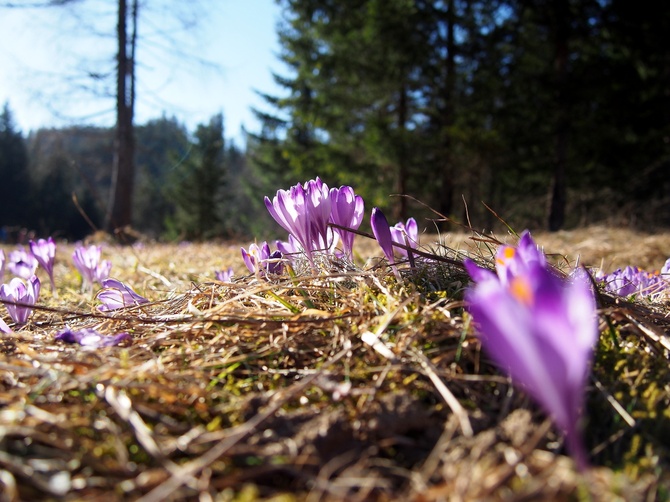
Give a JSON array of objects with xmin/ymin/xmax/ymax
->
[
  {"xmin": 265, "ymin": 178, "xmax": 332, "ymax": 266},
  {"xmin": 241, "ymin": 242, "xmax": 284, "ymax": 278},
  {"xmin": 72, "ymin": 244, "xmax": 112, "ymax": 292},
  {"xmin": 264, "ymin": 178, "xmax": 364, "ymax": 267},
  {"xmin": 464, "ymin": 231, "xmax": 598, "ymax": 471},
  {"xmin": 96, "ymin": 279, "xmax": 149, "ymax": 312},
  {"xmin": 0, "ymin": 276, "xmax": 41, "ymax": 327},
  {"xmin": 596, "ymin": 261, "xmax": 669, "ymax": 301}
]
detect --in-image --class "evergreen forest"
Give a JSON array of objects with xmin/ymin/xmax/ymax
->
[{"xmin": 1, "ymin": 0, "xmax": 668, "ymax": 242}]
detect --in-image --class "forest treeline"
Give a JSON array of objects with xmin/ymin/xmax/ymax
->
[
  {"xmin": 0, "ymin": 108, "xmax": 265, "ymax": 242},
  {"xmin": 1, "ymin": 0, "xmax": 669, "ymax": 241}
]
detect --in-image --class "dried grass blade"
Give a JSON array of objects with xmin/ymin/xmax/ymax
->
[
  {"xmin": 408, "ymin": 347, "xmax": 473, "ymax": 438},
  {"xmin": 104, "ymin": 386, "xmax": 197, "ymax": 488},
  {"xmin": 622, "ymin": 311, "xmax": 670, "ymax": 354}
]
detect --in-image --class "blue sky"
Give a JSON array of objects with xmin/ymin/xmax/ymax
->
[{"xmin": 0, "ymin": 0, "xmax": 284, "ymax": 145}]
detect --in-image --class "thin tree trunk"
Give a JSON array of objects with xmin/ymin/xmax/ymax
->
[
  {"xmin": 548, "ymin": 0, "xmax": 569, "ymax": 231},
  {"xmin": 106, "ymin": 0, "xmax": 137, "ymax": 234}
]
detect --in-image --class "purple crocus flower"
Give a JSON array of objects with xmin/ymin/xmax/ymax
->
[
  {"xmin": 97, "ymin": 279, "xmax": 149, "ymax": 312},
  {"xmin": 371, "ymin": 207, "xmax": 400, "ymax": 279},
  {"xmin": 0, "ymin": 276, "xmax": 41, "ymax": 325},
  {"xmin": 264, "ymin": 178, "xmax": 332, "ymax": 265},
  {"xmin": 215, "ymin": 267, "xmax": 234, "ymax": 282},
  {"xmin": 465, "ymin": 232, "xmax": 598, "ymax": 471},
  {"xmin": 7, "ymin": 247, "xmax": 38, "ymax": 280},
  {"xmin": 389, "ymin": 217, "xmax": 419, "ymax": 258},
  {"xmin": 329, "ymin": 185, "xmax": 365, "ymax": 260},
  {"xmin": 241, "ymin": 242, "xmax": 284, "ymax": 277},
  {"xmin": 72, "ymin": 244, "xmax": 112, "ymax": 291},
  {"xmin": 55, "ymin": 327, "xmax": 131, "ymax": 348},
  {"xmin": 29, "ymin": 237, "xmax": 57, "ymax": 294}
]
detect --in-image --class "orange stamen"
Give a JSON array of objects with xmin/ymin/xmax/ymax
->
[
  {"xmin": 496, "ymin": 246, "xmax": 516, "ymax": 266},
  {"xmin": 510, "ymin": 276, "xmax": 533, "ymax": 305}
]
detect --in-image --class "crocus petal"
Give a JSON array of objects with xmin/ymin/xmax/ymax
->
[
  {"xmin": 464, "ymin": 258, "xmax": 497, "ymax": 284},
  {"xmin": 371, "ymin": 208, "xmax": 395, "ymax": 265},
  {"xmin": 661, "ymin": 258, "xmax": 670, "ymax": 276},
  {"xmin": 0, "ymin": 249, "xmax": 5, "ymax": 283},
  {"xmin": 371, "ymin": 207, "xmax": 402, "ymax": 279},
  {"xmin": 241, "ymin": 246, "xmax": 257, "ymax": 274},
  {"xmin": 276, "ymin": 235, "xmax": 302, "ymax": 257},
  {"xmin": 330, "ymin": 185, "xmax": 364, "ymax": 259},
  {"xmin": 0, "ymin": 316, "xmax": 11, "ymax": 333}
]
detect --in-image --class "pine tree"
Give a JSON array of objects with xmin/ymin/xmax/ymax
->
[
  {"xmin": 0, "ymin": 103, "xmax": 31, "ymax": 232},
  {"xmin": 164, "ymin": 114, "xmax": 226, "ymax": 240}
]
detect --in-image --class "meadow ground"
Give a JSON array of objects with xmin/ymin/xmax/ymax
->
[{"xmin": 1, "ymin": 225, "xmax": 669, "ymax": 501}]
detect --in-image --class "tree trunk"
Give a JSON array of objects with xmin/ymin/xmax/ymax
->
[
  {"xmin": 106, "ymin": 0, "xmax": 137, "ymax": 235},
  {"xmin": 548, "ymin": 0, "xmax": 569, "ymax": 232}
]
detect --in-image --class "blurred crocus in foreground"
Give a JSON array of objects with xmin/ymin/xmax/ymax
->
[
  {"xmin": 97, "ymin": 279, "xmax": 149, "ymax": 312},
  {"xmin": 55, "ymin": 327, "xmax": 131, "ymax": 348},
  {"xmin": 72, "ymin": 244, "xmax": 112, "ymax": 291},
  {"xmin": 464, "ymin": 231, "xmax": 598, "ymax": 471},
  {"xmin": 30, "ymin": 237, "xmax": 57, "ymax": 294},
  {"xmin": 0, "ymin": 276, "xmax": 41, "ymax": 325}
]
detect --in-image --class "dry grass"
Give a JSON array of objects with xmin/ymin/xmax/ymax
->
[{"xmin": 1, "ymin": 226, "xmax": 669, "ymax": 501}]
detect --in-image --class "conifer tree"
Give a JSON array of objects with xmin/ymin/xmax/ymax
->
[{"xmin": 0, "ymin": 103, "xmax": 31, "ymax": 232}]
